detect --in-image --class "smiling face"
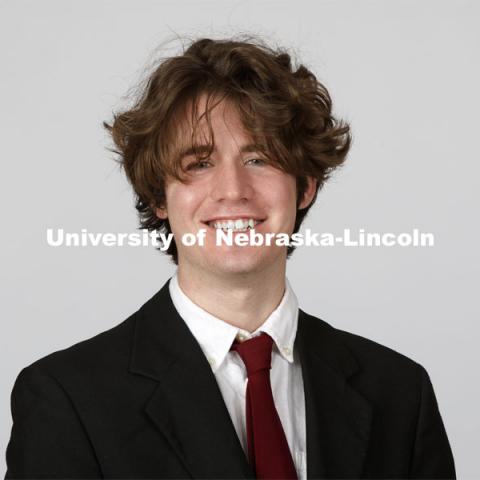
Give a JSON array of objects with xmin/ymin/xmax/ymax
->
[{"xmin": 156, "ymin": 95, "xmax": 316, "ymax": 279}]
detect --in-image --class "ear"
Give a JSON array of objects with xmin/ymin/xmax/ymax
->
[
  {"xmin": 155, "ymin": 205, "xmax": 168, "ymax": 220},
  {"xmin": 298, "ymin": 176, "xmax": 317, "ymax": 210}
]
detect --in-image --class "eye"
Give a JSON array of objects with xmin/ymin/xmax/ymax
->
[
  {"xmin": 245, "ymin": 158, "xmax": 266, "ymax": 166},
  {"xmin": 186, "ymin": 160, "xmax": 212, "ymax": 171}
]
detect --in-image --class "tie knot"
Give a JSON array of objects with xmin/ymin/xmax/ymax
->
[{"xmin": 230, "ymin": 332, "xmax": 274, "ymax": 376}]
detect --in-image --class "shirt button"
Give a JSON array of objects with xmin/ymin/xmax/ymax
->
[
  {"xmin": 283, "ymin": 346, "xmax": 292, "ymax": 356},
  {"xmin": 207, "ymin": 357, "xmax": 216, "ymax": 368},
  {"xmin": 236, "ymin": 333, "xmax": 248, "ymax": 342}
]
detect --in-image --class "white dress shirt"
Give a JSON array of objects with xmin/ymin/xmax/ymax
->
[{"xmin": 169, "ymin": 273, "xmax": 307, "ymax": 479}]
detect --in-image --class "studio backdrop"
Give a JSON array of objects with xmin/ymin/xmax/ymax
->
[{"xmin": 1, "ymin": 0, "xmax": 478, "ymax": 477}]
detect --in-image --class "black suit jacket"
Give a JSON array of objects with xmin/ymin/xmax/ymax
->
[{"xmin": 6, "ymin": 280, "xmax": 455, "ymax": 479}]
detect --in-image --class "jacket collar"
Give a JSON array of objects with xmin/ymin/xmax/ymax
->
[
  {"xmin": 296, "ymin": 309, "xmax": 373, "ymax": 479},
  {"xmin": 129, "ymin": 279, "xmax": 254, "ymax": 479},
  {"xmin": 129, "ymin": 280, "xmax": 372, "ymax": 479}
]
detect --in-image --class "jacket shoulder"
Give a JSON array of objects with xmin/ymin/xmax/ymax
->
[
  {"xmin": 298, "ymin": 309, "xmax": 426, "ymax": 383},
  {"xmin": 336, "ymin": 325, "xmax": 421, "ymax": 370},
  {"xmin": 6, "ymin": 312, "xmax": 144, "ymax": 477},
  {"xmin": 22, "ymin": 311, "xmax": 138, "ymax": 381}
]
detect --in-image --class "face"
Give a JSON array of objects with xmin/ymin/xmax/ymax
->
[{"xmin": 156, "ymin": 95, "xmax": 316, "ymax": 278}]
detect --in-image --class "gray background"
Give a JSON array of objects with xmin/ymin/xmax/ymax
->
[{"xmin": 1, "ymin": 0, "xmax": 478, "ymax": 477}]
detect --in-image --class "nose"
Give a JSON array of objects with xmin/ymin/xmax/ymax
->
[{"xmin": 210, "ymin": 160, "xmax": 254, "ymax": 202}]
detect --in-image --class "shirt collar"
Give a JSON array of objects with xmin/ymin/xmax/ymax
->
[{"xmin": 168, "ymin": 272, "xmax": 299, "ymax": 372}]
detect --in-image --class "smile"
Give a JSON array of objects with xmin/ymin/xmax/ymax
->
[{"xmin": 206, "ymin": 218, "xmax": 264, "ymax": 232}]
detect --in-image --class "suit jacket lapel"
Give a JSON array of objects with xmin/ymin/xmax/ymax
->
[
  {"xmin": 129, "ymin": 280, "xmax": 254, "ymax": 479},
  {"xmin": 296, "ymin": 309, "xmax": 373, "ymax": 479}
]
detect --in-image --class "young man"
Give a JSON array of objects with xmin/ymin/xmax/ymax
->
[{"xmin": 6, "ymin": 38, "xmax": 455, "ymax": 479}]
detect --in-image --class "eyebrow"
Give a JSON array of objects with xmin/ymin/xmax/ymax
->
[{"xmin": 178, "ymin": 143, "xmax": 264, "ymax": 160}]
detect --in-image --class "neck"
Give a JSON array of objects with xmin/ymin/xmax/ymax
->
[{"xmin": 176, "ymin": 261, "xmax": 287, "ymax": 333}]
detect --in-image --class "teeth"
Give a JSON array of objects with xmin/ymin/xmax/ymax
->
[{"xmin": 208, "ymin": 218, "xmax": 262, "ymax": 232}]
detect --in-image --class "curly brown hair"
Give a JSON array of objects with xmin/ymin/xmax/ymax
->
[{"xmin": 104, "ymin": 37, "xmax": 351, "ymax": 264}]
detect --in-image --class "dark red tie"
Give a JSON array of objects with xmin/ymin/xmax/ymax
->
[{"xmin": 231, "ymin": 333, "xmax": 298, "ymax": 480}]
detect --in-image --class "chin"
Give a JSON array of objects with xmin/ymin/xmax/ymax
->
[{"xmin": 206, "ymin": 246, "xmax": 281, "ymax": 276}]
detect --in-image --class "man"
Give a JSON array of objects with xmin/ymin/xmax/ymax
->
[{"xmin": 5, "ymin": 38, "xmax": 455, "ymax": 479}]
